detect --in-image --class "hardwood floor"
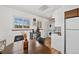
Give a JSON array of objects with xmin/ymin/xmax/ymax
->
[{"xmin": 2, "ymin": 40, "xmax": 61, "ymax": 54}]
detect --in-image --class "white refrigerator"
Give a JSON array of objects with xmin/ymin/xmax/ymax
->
[{"xmin": 66, "ymin": 17, "xmax": 79, "ymax": 54}]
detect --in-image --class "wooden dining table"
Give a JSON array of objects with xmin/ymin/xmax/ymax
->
[{"xmin": 2, "ymin": 39, "xmax": 61, "ymax": 54}]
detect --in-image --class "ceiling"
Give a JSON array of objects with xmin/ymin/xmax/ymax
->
[{"xmin": 3, "ymin": 5, "xmax": 62, "ymax": 20}]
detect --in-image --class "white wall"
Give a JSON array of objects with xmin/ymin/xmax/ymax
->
[
  {"xmin": 0, "ymin": 6, "xmax": 48, "ymax": 46},
  {"xmin": 51, "ymin": 7, "xmax": 64, "ymax": 53}
]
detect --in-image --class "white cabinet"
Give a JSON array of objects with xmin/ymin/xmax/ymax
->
[{"xmin": 51, "ymin": 34, "xmax": 62, "ymax": 52}]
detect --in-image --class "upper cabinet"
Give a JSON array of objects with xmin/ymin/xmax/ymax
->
[{"xmin": 65, "ymin": 8, "xmax": 79, "ymax": 19}]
